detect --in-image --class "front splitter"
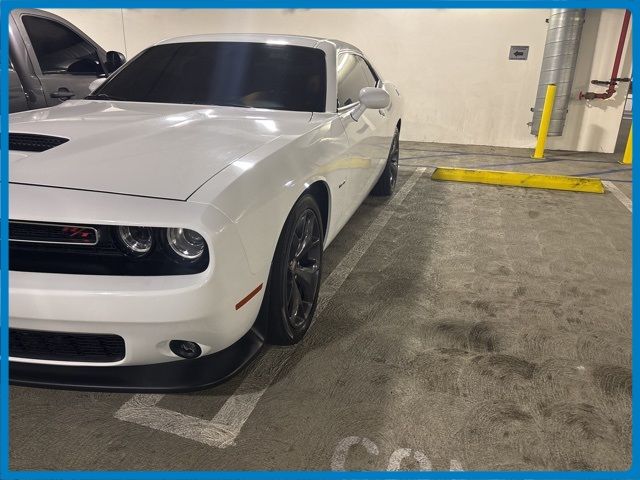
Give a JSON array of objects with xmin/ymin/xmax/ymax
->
[{"xmin": 10, "ymin": 328, "xmax": 264, "ymax": 393}]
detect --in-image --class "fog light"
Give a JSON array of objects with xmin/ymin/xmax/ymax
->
[{"xmin": 169, "ymin": 340, "xmax": 202, "ymax": 359}]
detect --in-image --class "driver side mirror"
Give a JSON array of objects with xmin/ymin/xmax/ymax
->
[
  {"xmin": 351, "ymin": 87, "xmax": 390, "ymax": 121},
  {"xmin": 105, "ymin": 51, "xmax": 126, "ymax": 74}
]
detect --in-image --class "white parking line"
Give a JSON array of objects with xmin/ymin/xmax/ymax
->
[
  {"xmin": 115, "ymin": 167, "xmax": 427, "ymax": 448},
  {"xmin": 603, "ymin": 181, "xmax": 632, "ymax": 212}
]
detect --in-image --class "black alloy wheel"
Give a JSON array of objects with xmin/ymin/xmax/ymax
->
[
  {"xmin": 388, "ymin": 131, "xmax": 399, "ymax": 190},
  {"xmin": 371, "ymin": 126, "xmax": 400, "ymax": 196},
  {"xmin": 267, "ymin": 194, "xmax": 323, "ymax": 345}
]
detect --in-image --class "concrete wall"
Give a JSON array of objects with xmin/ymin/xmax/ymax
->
[{"xmin": 44, "ymin": 8, "xmax": 631, "ymax": 153}]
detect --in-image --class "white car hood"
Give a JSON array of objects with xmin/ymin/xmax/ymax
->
[{"xmin": 9, "ymin": 100, "xmax": 315, "ymax": 200}]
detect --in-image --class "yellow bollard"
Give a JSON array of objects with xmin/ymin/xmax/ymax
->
[
  {"xmin": 532, "ymin": 84, "xmax": 557, "ymax": 159},
  {"xmin": 621, "ymin": 124, "xmax": 632, "ymax": 164}
]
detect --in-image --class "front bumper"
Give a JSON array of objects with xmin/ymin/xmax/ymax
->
[
  {"xmin": 9, "ymin": 269, "xmax": 259, "ymax": 367},
  {"xmin": 9, "ymin": 183, "xmax": 270, "ymax": 389},
  {"xmin": 10, "ymin": 328, "xmax": 264, "ymax": 392}
]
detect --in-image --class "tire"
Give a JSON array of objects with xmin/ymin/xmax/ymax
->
[
  {"xmin": 266, "ymin": 193, "xmax": 324, "ymax": 345},
  {"xmin": 371, "ymin": 126, "xmax": 400, "ymax": 197}
]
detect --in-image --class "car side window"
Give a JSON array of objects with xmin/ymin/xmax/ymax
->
[
  {"xmin": 358, "ymin": 57, "xmax": 379, "ymax": 87},
  {"xmin": 22, "ymin": 15, "xmax": 101, "ymax": 75},
  {"xmin": 337, "ymin": 53, "xmax": 369, "ymax": 108}
]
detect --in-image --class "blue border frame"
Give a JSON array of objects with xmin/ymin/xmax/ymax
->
[{"xmin": 0, "ymin": 1, "xmax": 637, "ymax": 478}]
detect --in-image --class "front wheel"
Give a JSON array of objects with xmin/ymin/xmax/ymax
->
[
  {"xmin": 266, "ymin": 194, "xmax": 324, "ymax": 345},
  {"xmin": 371, "ymin": 127, "xmax": 400, "ymax": 197}
]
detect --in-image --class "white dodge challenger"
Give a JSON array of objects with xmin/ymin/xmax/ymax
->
[{"xmin": 8, "ymin": 34, "xmax": 402, "ymax": 391}]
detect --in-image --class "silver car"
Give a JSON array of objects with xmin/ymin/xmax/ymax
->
[{"xmin": 8, "ymin": 9, "xmax": 125, "ymax": 112}]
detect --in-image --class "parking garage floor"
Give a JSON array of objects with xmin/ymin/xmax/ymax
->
[{"xmin": 9, "ymin": 141, "xmax": 632, "ymax": 471}]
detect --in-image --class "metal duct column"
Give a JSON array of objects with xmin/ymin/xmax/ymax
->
[{"xmin": 531, "ymin": 9, "xmax": 585, "ymax": 136}]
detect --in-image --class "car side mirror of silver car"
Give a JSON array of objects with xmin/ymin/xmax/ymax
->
[
  {"xmin": 106, "ymin": 51, "xmax": 126, "ymax": 73},
  {"xmin": 351, "ymin": 87, "xmax": 391, "ymax": 121}
]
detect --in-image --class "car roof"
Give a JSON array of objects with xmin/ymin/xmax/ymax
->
[{"xmin": 155, "ymin": 33, "xmax": 363, "ymax": 55}]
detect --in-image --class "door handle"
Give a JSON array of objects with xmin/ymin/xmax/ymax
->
[
  {"xmin": 51, "ymin": 88, "xmax": 75, "ymax": 100},
  {"xmin": 378, "ymin": 109, "xmax": 386, "ymax": 117}
]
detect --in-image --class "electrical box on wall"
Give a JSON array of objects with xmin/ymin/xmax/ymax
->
[{"xmin": 509, "ymin": 46, "xmax": 529, "ymax": 60}]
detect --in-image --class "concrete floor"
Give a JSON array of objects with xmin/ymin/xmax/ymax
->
[{"xmin": 9, "ymin": 141, "xmax": 632, "ymax": 471}]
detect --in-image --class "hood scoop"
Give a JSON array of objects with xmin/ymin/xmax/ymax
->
[{"xmin": 10, "ymin": 133, "xmax": 69, "ymax": 152}]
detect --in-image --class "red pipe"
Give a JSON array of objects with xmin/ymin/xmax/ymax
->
[{"xmin": 580, "ymin": 9, "xmax": 631, "ymax": 100}]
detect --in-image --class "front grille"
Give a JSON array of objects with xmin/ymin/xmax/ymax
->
[
  {"xmin": 9, "ymin": 133, "xmax": 69, "ymax": 152},
  {"xmin": 10, "ymin": 329, "xmax": 125, "ymax": 362},
  {"xmin": 10, "ymin": 221, "xmax": 99, "ymax": 246}
]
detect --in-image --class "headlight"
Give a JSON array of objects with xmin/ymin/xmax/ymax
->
[
  {"xmin": 166, "ymin": 228, "xmax": 205, "ymax": 260},
  {"xmin": 117, "ymin": 225, "xmax": 153, "ymax": 256},
  {"xmin": 9, "ymin": 220, "xmax": 209, "ymax": 276}
]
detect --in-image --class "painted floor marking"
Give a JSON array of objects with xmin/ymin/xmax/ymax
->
[
  {"xmin": 115, "ymin": 167, "xmax": 427, "ymax": 448},
  {"xmin": 603, "ymin": 181, "xmax": 632, "ymax": 212},
  {"xmin": 331, "ymin": 436, "xmax": 379, "ymax": 471},
  {"xmin": 331, "ymin": 436, "xmax": 464, "ymax": 471}
]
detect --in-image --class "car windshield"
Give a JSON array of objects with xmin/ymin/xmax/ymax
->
[{"xmin": 92, "ymin": 41, "xmax": 327, "ymax": 112}]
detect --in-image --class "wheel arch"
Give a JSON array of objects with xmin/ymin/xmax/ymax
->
[{"xmin": 306, "ymin": 180, "xmax": 331, "ymax": 243}]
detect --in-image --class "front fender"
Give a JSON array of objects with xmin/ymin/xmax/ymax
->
[{"xmin": 189, "ymin": 115, "xmax": 349, "ymax": 280}]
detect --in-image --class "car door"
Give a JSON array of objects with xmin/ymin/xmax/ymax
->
[
  {"xmin": 337, "ymin": 52, "xmax": 390, "ymax": 212},
  {"xmin": 19, "ymin": 13, "xmax": 105, "ymax": 106},
  {"xmin": 9, "ymin": 63, "xmax": 29, "ymax": 113}
]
